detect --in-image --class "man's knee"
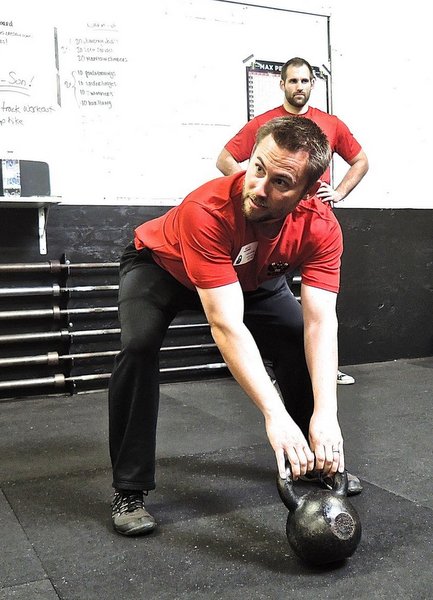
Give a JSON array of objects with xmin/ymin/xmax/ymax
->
[{"xmin": 120, "ymin": 325, "xmax": 163, "ymax": 357}]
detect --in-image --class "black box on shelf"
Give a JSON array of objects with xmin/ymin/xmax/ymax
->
[{"xmin": 0, "ymin": 160, "xmax": 50, "ymax": 197}]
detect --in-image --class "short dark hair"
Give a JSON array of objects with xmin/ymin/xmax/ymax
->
[
  {"xmin": 255, "ymin": 116, "xmax": 331, "ymax": 188},
  {"xmin": 281, "ymin": 57, "xmax": 315, "ymax": 82}
]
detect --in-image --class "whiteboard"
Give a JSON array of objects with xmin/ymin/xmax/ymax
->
[{"xmin": 0, "ymin": 0, "xmax": 330, "ymax": 205}]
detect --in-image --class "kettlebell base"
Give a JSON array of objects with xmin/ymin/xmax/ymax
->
[{"xmin": 288, "ymin": 540, "xmax": 358, "ymax": 567}]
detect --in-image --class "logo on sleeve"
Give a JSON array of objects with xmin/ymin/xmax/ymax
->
[{"xmin": 233, "ymin": 242, "xmax": 258, "ymax": 266}]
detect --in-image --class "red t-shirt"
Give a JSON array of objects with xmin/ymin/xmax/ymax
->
[
  {"xmin": 134, "ymin": 172, "xmax": 342, "ymax": 293},
  {"xmin": 225, "ymin": 105, "xmax": 362, "ymax": 184}
]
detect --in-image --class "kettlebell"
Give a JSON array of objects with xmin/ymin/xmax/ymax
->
[{"xmin": 277, "ymin": 467, "xmax": 362, "ymax": 566}]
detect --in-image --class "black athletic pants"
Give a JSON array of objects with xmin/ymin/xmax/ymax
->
[{"xmin": 108, "ymin": 242, "xmax": 313, "ymax": 491}]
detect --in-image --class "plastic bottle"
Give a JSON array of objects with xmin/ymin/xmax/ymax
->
[{"xmin": 2, "ymin": 158, "xmax": 21, "ymax": 197}]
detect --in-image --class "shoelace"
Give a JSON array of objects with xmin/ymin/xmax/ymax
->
[{"xmin": 112, "ymin": 492, "xmax": 143, "ymax": 515}]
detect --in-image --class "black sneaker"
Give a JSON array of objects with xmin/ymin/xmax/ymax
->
[{"xmin": 111, "ymin": 489, "xmax": 156, "ymax": 536}]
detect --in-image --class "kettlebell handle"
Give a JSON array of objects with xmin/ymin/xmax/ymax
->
[
  {"xmin": 276, "ymin": 466, "xmax": 300, "ymax": 512},
  {"xmin": 329, "ymin": 470, "xmax": 349, "ymax": 496},
  {"xmin": 276, "ymin": 466, "xmax": 349, "ymax": 511}
]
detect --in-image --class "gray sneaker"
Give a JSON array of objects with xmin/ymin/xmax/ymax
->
[{"xmin": 111, "ymin": 490, "xmax": 156, "ymax": 536}]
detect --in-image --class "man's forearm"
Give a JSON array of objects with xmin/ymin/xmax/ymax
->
[
  {"xmin": 303, "ymin": 315, "xmax": 339, "ymax": 412},
  {"xmin": 210, "ymin": 321, "xmax": 285, "ymax": 417},
  {"xmin": 216, "ymin": 148, "xmax": 243, "ymax": 176},
  {"xmin": 335, "ymin": 152, "xmax": 369, "ymax": 201}
]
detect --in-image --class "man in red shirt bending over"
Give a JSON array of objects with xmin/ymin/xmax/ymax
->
[
  {"xmin": 217, "ymin": 56, "xmax": 369, "ymax": 385},
  {"xmin": 109, "ymin": 117, "xmax": 362, "ymax": 537}
]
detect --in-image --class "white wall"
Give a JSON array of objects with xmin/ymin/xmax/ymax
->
[
  {"xmin": 249, "ymin": 0, "xmax": 433, "ymax": 209},
  {"xmin": 330, "ymin": 0, "xmax": 433, "ymax": 209}
]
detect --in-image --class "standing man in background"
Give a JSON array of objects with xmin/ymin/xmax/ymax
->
[{"xmin": 216, "ymin": 56, "xmax": 369, "ymax": 385}]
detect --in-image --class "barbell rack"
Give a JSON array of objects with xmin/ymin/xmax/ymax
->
[
  {"xmin": 0, "ymin": 343, "xmax": 218, "ymax": 368},
  {"xmin": 0, "ymin": 327, "xmax": 121, "ymax": 345},
  {"xmin": 0, "ymin": 257, "xmax": 300, "ymax": 399},
  {"xmin": 0, "ymin": 260, "xmax": 119, "ymax": 273},
  {"xmin": 0, "ymin": 362, "xmax": 228, "ymax": 393},
  {"xmin": 0, "ymin": 284, "xmax": 119, "ymax": 298}
]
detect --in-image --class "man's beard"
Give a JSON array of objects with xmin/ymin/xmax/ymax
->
[
  {"xmin": 242, "ymin": 194, "xmax": 272, "ymax": 223},
  {"xmin": 285, "ymin": 91, "xmax": 309, "ymax": 109}
]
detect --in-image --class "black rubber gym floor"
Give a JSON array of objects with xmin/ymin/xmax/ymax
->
[{"xmin": 1, "ymin": 357, "xmax": 432, "ymax": 599}]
